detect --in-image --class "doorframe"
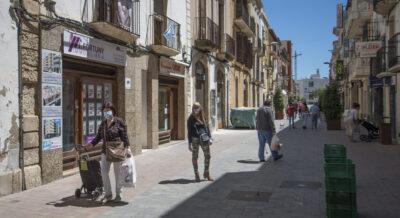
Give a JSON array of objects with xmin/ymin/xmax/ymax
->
[{"xmin": 62, "ymin": 67, "xmax": 117, "ymax": 170}]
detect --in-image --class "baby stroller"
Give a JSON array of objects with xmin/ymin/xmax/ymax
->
[
  {"xmin": 75, "ymin": 145, "xmax": 103, "ymax": 200},
  {"xmin": 359, "ymin": 120, "xmax": 380, "ymax": 142}
]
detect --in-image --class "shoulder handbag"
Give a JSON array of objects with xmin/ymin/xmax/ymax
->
[
  {"xmin": 195, "ymin": 122, "xmax": 210, "ymax": 143},
  {"xmin": 103, "ymin": 124, "xmax": 126, "ymax": 162}
]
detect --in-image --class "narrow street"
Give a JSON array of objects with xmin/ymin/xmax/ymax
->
[{"xmin": 0, "ymin": 120, "xmax": 399, "ymax": 218}]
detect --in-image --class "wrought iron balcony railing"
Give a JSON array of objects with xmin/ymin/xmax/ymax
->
[
  {"xmin": 94, "ymin": 0, "xmax": 140, "ymax": 36},
  {"xmin": 152, "ymin": 13, "xmax": 181, "ymax": 51},
  {"xmin": 388, "ymin": 33, "xmax": 400, "ymax": 69},
  {"xmin": 194, "ymin": 17, "xmax": 220, "ymax": 50}
]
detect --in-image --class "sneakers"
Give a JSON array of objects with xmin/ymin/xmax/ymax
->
[
  {"xmin": 273, "ymin": 154, "xmax": 283, "ymax": 161},
  {"xmin": 114, "ymin": 194, "xmax": 122, "ymax": 203},
  {"xmin": 96, "ymin": 193, "xmax": 112, "ymax": 204}
]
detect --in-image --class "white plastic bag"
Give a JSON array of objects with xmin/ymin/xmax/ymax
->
[
  {"xmin": 271, "ymin": 135, "xmax": 280, "ymax": 151},
  {"xmin": 120, "ymin": 156, "xmax": 137, "ymax": 188}
]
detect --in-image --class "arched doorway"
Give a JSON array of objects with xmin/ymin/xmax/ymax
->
[
  {"xmin": 244, "ymin": 79, "xmax": 248, "ymax": 107},
  {"xmin": 195, "ymin": 62, "xmax": 207, "ymax": 109},
  {"xmin": 217, "ymin": 70, "xmax": 225, "ymax": 128}
]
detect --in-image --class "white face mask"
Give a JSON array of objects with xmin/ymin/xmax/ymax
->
[{"xmin": 104, "ymin": 110, "xmax": 113, "ymax": 119}]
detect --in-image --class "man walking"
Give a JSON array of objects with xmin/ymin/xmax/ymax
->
[
  {"xmin": 256, "ymin": 100, "xmax": 283, "ymax": 162},
  {"xmin": 286, "ymin": 103, "xmax": 296, "ymax": 129},
  {"xmin": 310, "ymin": 102, "xmax": 320, "ymax": 129}
]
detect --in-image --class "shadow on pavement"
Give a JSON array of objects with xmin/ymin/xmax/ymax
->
[
  {"xmin": 159, "ymin": 121, "xmax": 324, "ymax": 218},
  {"xmin": 237, "ymin": 159, "xmax": 262, "ymax": 164},
  {"xmin": 46, "ymin": 196, "xmax": 129, "ymax": 208},
  {"xmin": 159, "ymin": 179, "xmax": 199, "ymax": 185}
]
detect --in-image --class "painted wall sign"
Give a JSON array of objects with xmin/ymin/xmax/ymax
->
[
  {"xmin": 41, "ymin": 49, "xmax": 63, "ymax": 151},
  {"xmin": 355, "ymin": 41, "xmax": 382, "ymax": 58},
  {"xmin": 63, "ymin": 30, "xmax": 127, "ymax": 66},
  {"xmin": 159, "ymin": 57, "xmax": 186, "ymax": 78}
]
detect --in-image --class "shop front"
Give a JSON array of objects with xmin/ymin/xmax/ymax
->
[
  {"xmin": 158, "ymin": 57, "xmax": 187, "ymax": 144},
  {"xmin": 60, "ymin": 30, "xmax": 126, "ymax": 170}
]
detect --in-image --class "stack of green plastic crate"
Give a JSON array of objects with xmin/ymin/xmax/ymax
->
[{"xmin": 324, "ymin": 144, "xmax": 357, "ymax": 218}]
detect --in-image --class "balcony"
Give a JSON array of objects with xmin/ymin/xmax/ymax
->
[
  {"xmin": 362, "ymin": 21, "xmax": 383, "ymax": 41},
  {"xmin": 346, "ymin": 0, "xmax": 373, "ymax": 38},
  {"xmin": 333, "ymin": 26, "xmax": 343, "ymax": 36},
  {"xmin": 150, "ymin": 14, "xmax": 181, "ymax": 57},
  {"xmin": 388, "ymin": 33, "xmax": 400, "ymax": 71},
  {"xmin": 194, "ymin": 17, "xmax": 220, "ymax": 51},
  {"xmin": 235, "ymin": 0, "xmax": 254, "ymax": 37},
  {"xmin": 253, "ymin": 37, "xmax": 264, "ymax": 56},
  {"xmin": 371, "ymin": 46, "xmax": 387, "ymax": 76},
  {"xmin": 373, "ymin": 0, "xmax": 400, "ymax": 15},
  {"xmin": 217, "ymin": 34, "xmax": 236, "ymax": 61},
  {"xmin": 236, "ymin": 33, "xmax": 253, "ymax": 69},
  {"xmin": 89, "ymin": 0, "xmax": 140, "ymax": 44},
  {"xmin": 349, "ymin": 57, "xmax": 371, "ymax": 80}
]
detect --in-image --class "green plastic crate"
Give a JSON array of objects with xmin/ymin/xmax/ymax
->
[
  {"xmin": 326, "ymin": 191, "xmax": 357, "ymax": 206},
  {"xmin": 327, "ymin": 204, "xmax": 357, "ymax": 218},
  {"xmin": 325, "ymin": 159, "xmax": 355, "ymax": 178},
  {"xmin": 325, "ymin": 177, "xmax": 356, "ymax": 193},
  {"xmin": 324, "ymin": 144, "xmax": 347, "ymax": 158},
  {"xmin": 325, "ymin": 158, "xmax": 347, "ymax": 164}
]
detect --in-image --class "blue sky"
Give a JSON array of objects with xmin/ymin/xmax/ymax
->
[{"xmin": 263, "ymin": 0, "xmax": 347, "ymax": 79}]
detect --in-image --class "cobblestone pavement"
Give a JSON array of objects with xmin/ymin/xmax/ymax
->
[{"xmin": 0, "ymin": 119, "xmax": 399, "ymax": 218}]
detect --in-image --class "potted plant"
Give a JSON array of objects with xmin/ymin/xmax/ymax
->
[
  {"xmin": 322, "ymin": 82, "xmax": 342, "ymax": 130},
  {"xmin": 273, "ymin": 88, "xmax": 285, "ymax": 120}
]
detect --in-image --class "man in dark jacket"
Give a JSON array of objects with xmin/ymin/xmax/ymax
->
[{"xmin": 256, "ymin": 100, "xmax": 283, "ymax": 162}]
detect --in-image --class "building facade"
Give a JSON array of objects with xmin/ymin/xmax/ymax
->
[
  {"xmin": 296, "ymin": 70, "xmax": 329, "ymax": 104},
  {"xmin": 330, "ymin": 0, "xmax": 400, "ymax": 144},
  {"xmin": 0, "ymin": 0, "xmax": 288, "ymax": 196}
]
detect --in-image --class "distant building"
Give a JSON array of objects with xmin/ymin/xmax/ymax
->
[{"xmin": 295, "ymin": 69, "xmax": 329, "ymax": 104}]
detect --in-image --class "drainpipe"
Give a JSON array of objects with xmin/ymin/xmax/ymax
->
[{"xmin": 14, "ymin": 2, "xmax": 26, "ymax": 191}]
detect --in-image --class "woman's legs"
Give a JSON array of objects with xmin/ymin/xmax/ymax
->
[
  {"xmin": 200, "ymin": 142, "xmax": 213, "ymax": 181},
  {"xmin": 99, "ymin": 154, "xmax": 113, "ymax": 202},
  {"xmin": 113, "ymin": 161, "xmax": 123, "ymax": 198},
  {"xmin": 191, "ymin": 139, "xmax": 200, "ymax": 180}
]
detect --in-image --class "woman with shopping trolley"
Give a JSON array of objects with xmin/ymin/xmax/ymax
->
[{"xmin": 85, "ymin": 101, "xmax": 131, "ymax": 204}]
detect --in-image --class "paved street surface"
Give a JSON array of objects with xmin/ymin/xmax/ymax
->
[{"xmin": 0, "ymin": 119, "xmax": 399, "ymax": 218}]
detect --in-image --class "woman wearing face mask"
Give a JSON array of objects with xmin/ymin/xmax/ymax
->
[
  {"xmin": 187, "ymin": 102, "xmax": 213, "ymax": 182},
  {"xmin": 85, "ymin": 101, "xmax": 131, "ymax": 203}
]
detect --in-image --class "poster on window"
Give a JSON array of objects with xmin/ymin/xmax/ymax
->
[
  {"xmin": 89, "ymin": 103, "xmax": 95, "ymax": 116},
  {"xmin": 41, "ymin": 49, "xmax": 63, "ymax": 151},
  {"xmin": 42, "ymin": 49, "xmax": 62, "ymax": 117},
  {"xmin": 97, "ymin": 103, "xmax": 103, "ymax": 116},
  {"xmin": 104, "ymin": 84, "xmax": 112, "ymax": 101},
  {"xmin": 97, "ymin": 85, "xmax": 103, "ymax": 99},
  {"xmin": 42, "ymin": 117, "xmax": 62, "ymax": 150},
  {"xmin": 89, "ymin": 121, "xmax": 95, "ymax": 134},
  {"xmin": 88, "ymin": 85, "xmax": 95, "ymax": 99},
  {"xmin": 83, "ymin": 121, "xmax": 86, "ymax": 135}
]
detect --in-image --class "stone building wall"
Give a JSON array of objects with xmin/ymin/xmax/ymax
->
[
  {"xmin": 19, "ymin": 0, "xmax": 42, "ymax": 190},
  {"xmin": 0, "ymin": 0, "xmax": 21, "ymax": 196}
]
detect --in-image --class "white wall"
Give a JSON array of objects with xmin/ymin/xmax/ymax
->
[
  {"xmin": 0, "ymin": 1, "xmax": 20, "ymax": 171},
  {"xmin": 54, "ymin": 0, "xmax": 86, "ymax": 22}
]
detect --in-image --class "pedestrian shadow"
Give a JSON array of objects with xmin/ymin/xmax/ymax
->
[
  {"xmin": 46, "ymin": 196, "xmax": 129, "ymax": 208},
  {"xmin": 159, "ymin": 179, "xmax": 198, "ymax": 185},
  {"xmin": 237, "ymin": 159, "xmax": 262, "ymax": 164}
]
